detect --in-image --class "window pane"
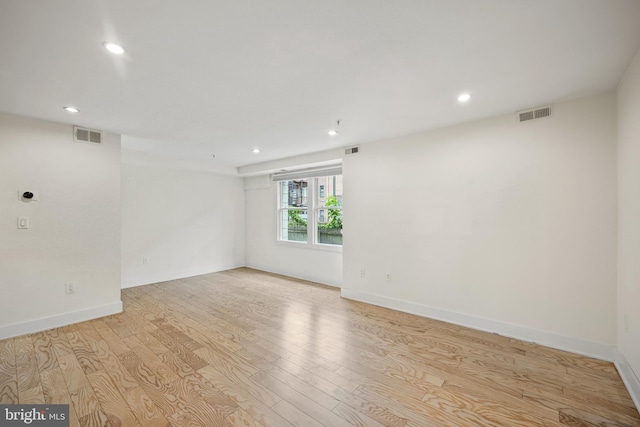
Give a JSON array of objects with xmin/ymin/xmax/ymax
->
[
  {"xmin": 317, "ymin": 208, "xmax": 342, "ymax": 245},
  {"xmin": 317, "ymin": 175, "xmax": 342, "ymax": 207},
  {"xmin": 280, "ymin": 209, "xmax": 307, "ymax": 242},
  {"xmin": 315, "ymin": 175, "xmax": 342, "ymax": 245},
  {"xmin": 281, "ymin": 179, "xmax": 308, "ymax": 208}
]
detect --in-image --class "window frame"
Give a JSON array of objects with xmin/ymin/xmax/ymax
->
[{"xmin": 276, "ymin": 175, "xmax": 342, "ymax": 252}]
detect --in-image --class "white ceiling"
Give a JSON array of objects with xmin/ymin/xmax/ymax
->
[{"xmin": 1, "ymin": 0, "xmax": 640, "ymax": 173}]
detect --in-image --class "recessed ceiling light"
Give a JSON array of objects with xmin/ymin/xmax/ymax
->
[
  {"xmin": 63, "ymin": 106, "xmax": 79, "ymax": 113},
  {"xmin": 458, "ymin": 93, "xmax": 472, "ymax": 103},
  {"xmin": 252, "ymin": 148, "xmax": 260, "ymax": 154},
  {"xmin": 328, "ymin": 119, "xmax": 341, "ymax": 136},
  {"xmin": 103, "ymin": 42, "xmax": 126, "ymax": 55}
]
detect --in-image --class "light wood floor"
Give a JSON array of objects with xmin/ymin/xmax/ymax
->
[{"xmin": 0, "ymin": 268, "xmax": 638, "ymax": 426}]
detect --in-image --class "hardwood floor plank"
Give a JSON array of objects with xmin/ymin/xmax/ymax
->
[
  {"xmin": 57, "ymin": 353, "xmax": 101, "ymax": 418},
  {"xmin": 197, "ymin": 366, "xmax": 294, "ymax": 427},
  {"xmin": 86, "ymin": 370, "xmax": 141, "ymax": 427},
  {"xmin": 65, "ymin": 330, "xmax": 104, "ymax": 375},
  {"xmin": 271, "ymin": 399, "xmax": 325, "ymax": 427},
  {"xmin": 523, "ymin": 389, "xmax": 640, "ymax": 427},
  {"xmin": 1, "ymin": 268, "xmax": 637, "ymax": 426},
  {"xmin": 251, "ymin": 370, "xmax": 352, "ymax": 427},
  {"xmin": 15, "ymin": 336, "xmax": 41, "ymax": 394},
  {"xmin": 32, "ymin": 332, "xmax": 59, "ymax": 372},
  {"xmin": 0, "ymin": 338, "xmax": 18, "ymax": 404},
  {"xmin": 78, "ymin": 408, "xmax": 111, "ymax": 427},
  {"xmin": 93, "ymin": 320, "xmax": 132, "ymax": 355},
  {"xmin": 90, "ymin": 340, "xmax": 171, "ymax": 427},
  {"xmin": 261, "ymin": 362, "xmax": 340, "ymax": 411},
  {"xmin": 225, "ymin": 407, "xmax": 266, "ymax": 427},
  {"xmin": 120, "ymin": 335, "xmax": 180, "ymax": 385},
  {"xmin": 40, "ymin": 366, "xmax": 81, "ymax": 426},
  {"xmin": 0, "ymin": 378, "xmax": 18, "ymax": 404},
  {"xmin": 117, "ymin": 350, "xmax": 182, "ymax": 417},
  {"xmin": 159, "ymin": 351, "xmax": 238, "ymax": 417},
  {"xmin": 18, "ymin": 385, "xmax": 45, "ymax": 404},
  {"xmin": 331, "ymin": 401, "xmax": 388, "ymax": 427},
  {"xmin": 558, "ymin": 407, "xmax": 634, "ymax": 427}
]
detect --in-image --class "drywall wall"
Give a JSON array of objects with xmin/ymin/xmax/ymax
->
[
  {"xmin": 0, "ymin": 113, "xmax": 122, "ymax": 339},
  {"xmin": 121, "ymin": 148, "xmax": 246, "ymax": 287},
  {"xmin": 244, "ymin": 175, "xmax": 343, "ymax": 287},
  {"xmin": 342, "ymin": 92, "xmax": 618, "ymax": 359},
  {"xmin": 617, "ymin": 48, "xmax": 640, "ymax": 403}
]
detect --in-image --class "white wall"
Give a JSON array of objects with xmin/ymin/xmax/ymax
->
[
  {"xmin": 0, "ymin": 113, "xmax": 122, "ymax": 339},
  {"xmin": 121, "ymin": 149, "xmax": 245, "ymax": 287},
  {"xmin": 244, "ymin": 175, "xmax": 343, "ymax": 287},
  {"xmin": 342, "ymin": 92, "xmax": 618, "ymax": 359},
  {"xmin": 617, "ymin": 49, "xmax": 640, "ymax": 402}
]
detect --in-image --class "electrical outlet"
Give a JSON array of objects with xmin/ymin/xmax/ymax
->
[
  {"xmin": 360, "ymin": 269, "xmax": 365, "ymax": 278},
  {"xmin": 385, "ymin": 273, "xmax": 392, "ymax": 282},
  {"xmin": 65, "ymin": 283, "xmax": 76, "ymax": 295}
]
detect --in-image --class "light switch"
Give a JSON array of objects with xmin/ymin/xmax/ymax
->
[{"xmin": 17, "ymin": 217, "xmax": 29, "ymax": 229}]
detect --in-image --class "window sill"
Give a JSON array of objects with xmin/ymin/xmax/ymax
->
[{"xmin": 276, "ymin": 240, "xmax": 343, "ymax": 253}]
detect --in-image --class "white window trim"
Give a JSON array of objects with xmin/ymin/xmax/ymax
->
[{"xmin": 276, "ymin": 176, "xmax": 343, "ymax": 252}]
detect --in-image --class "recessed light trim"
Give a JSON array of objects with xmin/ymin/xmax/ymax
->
[
  {"xmin": 103, "ymin": 42, "xmax": 126, "ymax": 55},
  {"xmin": 458, "ymin": 93, "xmax": 472, "ymax": 103},
  {"xmin": 64, "ymin": 106, "xmax": 79, "ymax": 113},
  {"xmin": 252, "ymin": 148, "xmax": 260, "ymax": 154},
  {"xmin": 328, "ymin": 119, "xmax": 341, "ymax": 136}
]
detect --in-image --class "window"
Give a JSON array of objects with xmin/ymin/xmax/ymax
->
[{"xmin": 277, "ymin": 173, "xmax": 342, "ymax": 247}]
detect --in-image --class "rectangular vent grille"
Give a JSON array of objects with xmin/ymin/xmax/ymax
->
[
  {"xmin": 73, "ymin": 126, "xmax": 103, "ymax": 143},
  {"xmin": 344, "ymin": 145, "xmax": 360, "ymax": 155},
  {"xmin": 518, "ymin": 106, "xmax": 552, "ymax": 123}
]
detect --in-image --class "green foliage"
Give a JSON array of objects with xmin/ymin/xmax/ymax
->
[
  {"xmin": 288, "ymin": 209, "xmax": 307, "ymax": 227},
  {"xmin": 321, "ymin": 195, "xmax": 342, "ymax": 230}
]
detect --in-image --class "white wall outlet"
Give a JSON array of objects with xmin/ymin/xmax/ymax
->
[
  {"xmin": 65, "ymin": 283, "xmax": 76, "ymax": 294},
  {"xmin": 385, "ymin": 273, "xmax": 392, "ymax": 282},
  {"xmin": 360, "ymin": 269, "xmax": 365, "ymax": 278},
  {"xmin": 17, "ymin": 217, "xmax": 29, "ymax": 229}
]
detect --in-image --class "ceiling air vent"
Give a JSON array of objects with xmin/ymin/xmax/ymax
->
[
  {"xmin": 73, "ymin": 126, "xmax": 103, "ymax": 143},
  {"xmin": 518, "ymin": 106, "xmax": 552, "ymax": 123},
  {"xmin": 344, "ymin": 145, "xmax": 360, "ymax": 155}
]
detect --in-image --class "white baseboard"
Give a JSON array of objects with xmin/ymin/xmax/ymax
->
[
  {"xmin": 615, "ymin": 349, "xmax": 640, "ymax": 412},
  {"xmin": 121, "ymin": 264, "xmax": 246, "ymax": 289},
  {"xmin": 340, "ymin": 288, "xmax": 615, "ymax": 361},
  {"xmin": 245, "ymin": 263, "xmax": 341, "ymax": 288},
  {"xmin": 0, "ymin": 301, "xmax": 123, "ymax": 340}
]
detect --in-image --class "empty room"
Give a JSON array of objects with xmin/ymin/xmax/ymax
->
[{"xmin": 1, "ymin": 0, "xmax": 640, "ymax": 426}]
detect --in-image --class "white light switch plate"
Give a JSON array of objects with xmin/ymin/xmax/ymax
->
[{"xmin": 17, "ymin": 217, "xmax": 29, "ymax": 229}]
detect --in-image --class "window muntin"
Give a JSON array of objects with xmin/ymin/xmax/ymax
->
[{"xmin": 278, "ymin": 175, "xmax": 342, "ymax": 247}]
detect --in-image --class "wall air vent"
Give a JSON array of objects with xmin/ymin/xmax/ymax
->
[
  {"xmin": 518, "ymin": 106, "xmax": 552, "ymax": 123},
  {"xmin": 73, "ymin": 126, "xmax": 103, "ymax": 143},
  {"xmin": 344, "ymin": 145, "xmax": 360, "ymax": 155}
]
